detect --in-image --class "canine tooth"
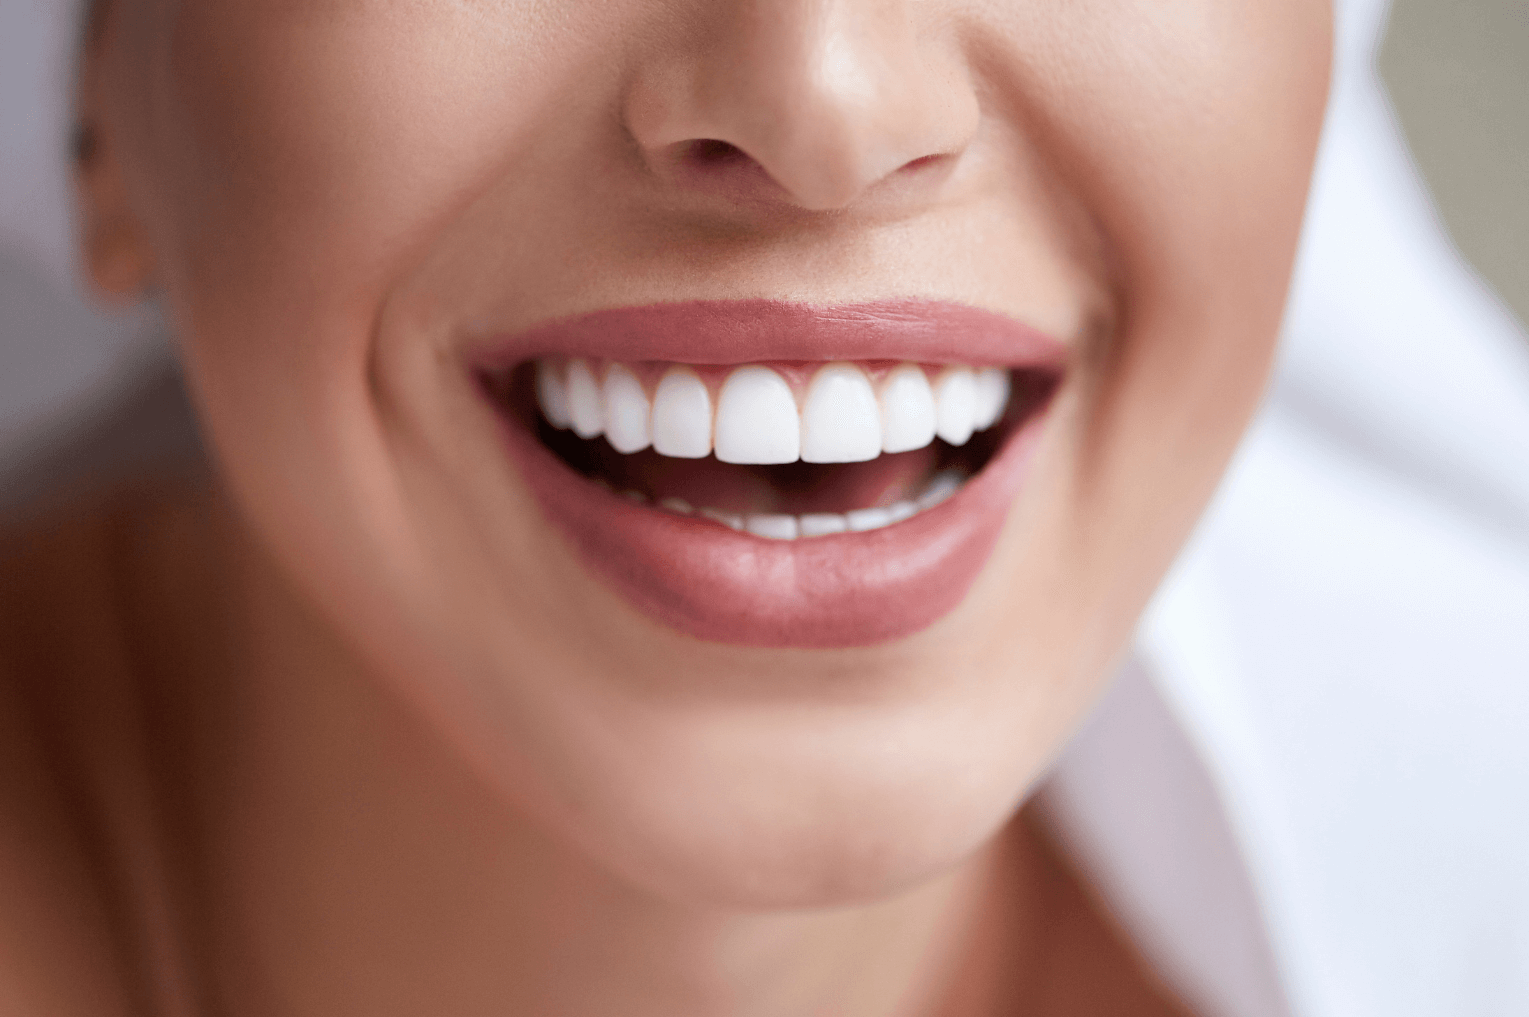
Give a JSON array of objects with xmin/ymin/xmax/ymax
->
[
  {"xmin": 700, "ymin": 507, "xmax": 745, "ymax": 530},
  {"xmin": 887, "ymin": 500, "xmax": 918, "ymax": 523},
  {"xmin": 880, "ymin": 364, "xmax": 937, "ymax": 454},
  {"xmin": 798, "ymin": 513, "xmax": 849, "ymax": 537},
  {"xmin": 660, "ymin": 497, "xmax": 694, "ymax": 514},
  {"xmin": 535, "ymin": 360, "xmax": 572, "ymax": 429},
  {"xmin": 745, "ymin": 514, "xmax": 800, "ymax": 540},
  {"xmin": 801, "ymin": 363, "xmax": 881, "ymax": 463},
  {"xmin": 603, "ymin": 364, "xmax": 652, "ymax": 453},
  {"xmin": 652, "ymin": 367, "xmax": 713, "ymax": 459},
  {"xmin": 934, "ymin": 367, "xmax": 977, "ymax": 446},
  {"xmin": 973, "ymin": 368, "xmax": 1010, "ymax": 430},
  {"xmin": 714, "ymin": 366, "xmax": 800, "ymax": 465},
  {"xmin": 845, "ymin": 507, "xmax": 895, "ymax": 532},
  {"xmin": 566, "ymin": 360, "xmax": 604, "ymax": 439}
]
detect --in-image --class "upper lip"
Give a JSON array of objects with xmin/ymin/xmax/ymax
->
[{"xmin": 469, "ymin": 299, "xmax": 1071, "ymax": 369}]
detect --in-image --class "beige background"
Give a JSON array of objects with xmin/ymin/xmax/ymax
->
[{"xmin": 1382, "ymin": 0, "xmax": 1529, "ymax": 330}]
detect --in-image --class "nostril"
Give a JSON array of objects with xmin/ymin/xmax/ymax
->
[
  {"xmin": 666, "ymin": 138, "xmax": 784, "ymax": 198},
  {"xmin": 686, "ymin": 139, "xmax": 753, "ymax": 168}
]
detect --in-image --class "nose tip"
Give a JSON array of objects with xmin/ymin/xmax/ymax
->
[{"xmin": 625, "ymin": 0, "xmax": 981, "ymax": 212}]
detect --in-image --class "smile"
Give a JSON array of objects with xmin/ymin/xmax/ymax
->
[{"xmin": 475, "ymin": 300, "xmax": 1066, "ymax": 647}]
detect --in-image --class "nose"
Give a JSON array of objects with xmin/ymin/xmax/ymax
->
[{"xmin": 625, "ymin": 0, "xmax": 981, "ymax": 212}]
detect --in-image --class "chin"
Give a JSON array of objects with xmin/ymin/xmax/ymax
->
[{"xmin": 551, "ymin": 691, "xmax": 1040, "ymax": 909}]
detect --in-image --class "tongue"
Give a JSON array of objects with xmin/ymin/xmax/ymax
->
[{"xmin": 593, "ymin": 446, "xmax": 941, "ymax": 515}]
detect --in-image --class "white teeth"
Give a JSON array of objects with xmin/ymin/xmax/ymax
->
[
  {"xmin": 531, "ymin": 360, "xmax": 1014, "ymax": 459},
  {"xmin": 714, "ymin": 366, "xmax": 800, "ymax": 465},
  {"xmin": 973, "ymin": 368, "xmax": 1010, "ymax": 431},
  {"xmin": 845, "ymin": 506, "xmax": 895, "ymax": 532},
  {"xmin": 566, "ymin": 360, "xmax": 604, "ymax": 439},
  {"xmin": 602, "ymin": 363, "xmax": 652, "ymax": 454},
  {"xmin": 536, "ymin": 360, "xmax": 572, "ymax": 429},
  {"xmin": 934, "ymin": 367, "xmax": 977, "ymax": 447},
  {"xmin": 745, "ymin": 514, "xmax": 800, "ymax": 540},
  {"xmin": 917, "ymin": 470, "xmax": 963, "ymax": 509},
  {"xmin": 700, "ymin": 507, "xmax": 745, "ymax": 530},
  {"xmin": 800, "ymin": 363, "xmax": 882, "ymax": 463},
  {"xmin": 679, "ymin": 472, "xmax": 968, "ymax": 539},
  {"xmin": 879, "ymin": 364, "xmax": 938, "ymax": 454},
  {"xmin": 651, "ymin": 367, "xmax": 713, "ymax": 459},
  {"xmin": 798, "ymin": 513, "xmax": 849, "ymax": 537}
]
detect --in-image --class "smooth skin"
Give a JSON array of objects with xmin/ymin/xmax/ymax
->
[{"xmin": 1, "ymin": 0, "xmax": 1330, "ymax": 1014}]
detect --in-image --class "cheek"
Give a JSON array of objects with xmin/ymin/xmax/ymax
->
[
  {"xmin": 965, "ymin": 0, "xmax": 1332, "ymax": 678},
  {"xmin": 1006, "ymin": 0, "xmax": 1332, "ymax": 340},
  {"xmin": 1073, "ymin": 0, "xmax": 1331, "ymax": 520},
  {"xmin": 140, "ymin": 3, "xmax": 615, "ymax": 394},
  {"xmin": 119, "ymin": 3, "xmax": 622, "ymax": 623}
]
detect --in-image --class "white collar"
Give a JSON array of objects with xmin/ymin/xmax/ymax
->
[{"xmin": 1043, "ymin": 659, "xmax": 1294, "ymax": 1017}]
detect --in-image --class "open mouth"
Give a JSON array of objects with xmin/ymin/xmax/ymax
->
[
  {"xmin": 486, "ymin": 358, "xmax": 1056, "ymax": 540},
  {"xmin": 474, "ymin": 300, "xmax": 1066, "ymax": 648}
]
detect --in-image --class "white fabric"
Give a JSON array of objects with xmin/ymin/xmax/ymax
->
[
  {"xmin": 4, "ymin": 1, "xmax": 1529, "ymax": 1016},
  {"xmin": 1044, "ymin": 663, "xmax": 1295, "ymax": 1017}
]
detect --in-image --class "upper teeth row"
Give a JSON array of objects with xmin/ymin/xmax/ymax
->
[{"xmin": 534, "ymin": 360, "xmax": 1011, "ymax": 464}]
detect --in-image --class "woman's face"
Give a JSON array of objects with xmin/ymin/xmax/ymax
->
[{"xmin": 91, "ymin": 0, "xmax": 1329, "ymax": 905}]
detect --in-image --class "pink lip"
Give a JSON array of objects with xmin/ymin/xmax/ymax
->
[
  {"xmin": 478, "ymin": 300, "xmax": 1066, "ymax": 648},
  {"xmin": 473, "ymin": 299, "xmax": 1068, "ymax": 369}
]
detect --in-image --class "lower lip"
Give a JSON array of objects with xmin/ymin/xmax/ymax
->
[{"xmin": 494, "ymin": 403, "xmax": 1051, "ymax": 649}]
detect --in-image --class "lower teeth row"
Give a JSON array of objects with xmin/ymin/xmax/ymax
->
[{"xmin": 606, "ymin": 471, "xmax": 966, "ymax": 540}]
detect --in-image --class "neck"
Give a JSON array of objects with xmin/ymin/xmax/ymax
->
[{"xmin": 164, "ymin": 499, "xmax": 1015, "ymax": 1017}]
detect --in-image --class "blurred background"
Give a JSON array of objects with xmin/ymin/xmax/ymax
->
[
  {"xmin": 1, "ymin": 0, "xmax": 1526, "ymax": 476},
  {"xmin": 1380, "ymin": 0, "xmax": 1528, "ymax": 332}
]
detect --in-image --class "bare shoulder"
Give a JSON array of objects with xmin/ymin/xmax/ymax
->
[{"xmin": 0, "ymin": 482, "xmax": 218, "ymax": 1017}]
